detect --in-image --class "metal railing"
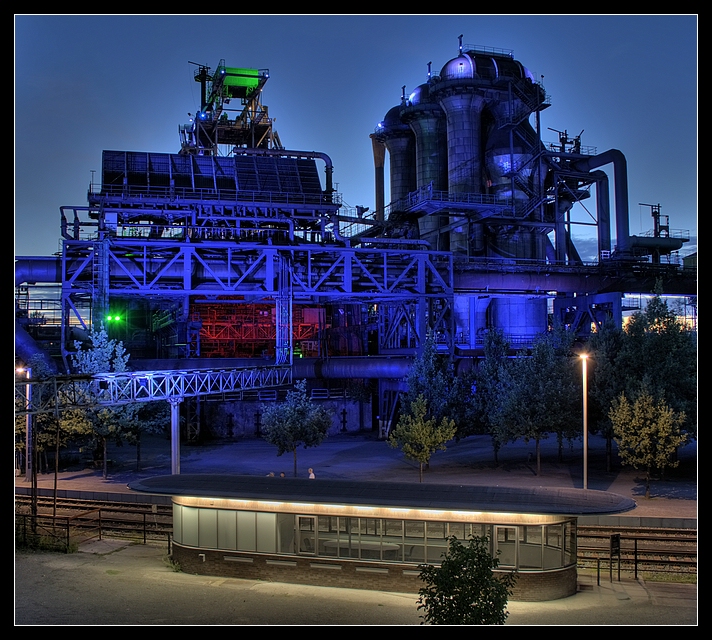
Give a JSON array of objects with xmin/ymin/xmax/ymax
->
[
  {"xmin": 16, "ymin": 509, "xmax": 172, "ymax": 554},
  {"xmin": 92, "ymin": 184, "xmax": 342, "ymax": 207}
]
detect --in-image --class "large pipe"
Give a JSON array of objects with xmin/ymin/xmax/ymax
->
[
  {"xmin": 15, "ymin": 257, "xmax": 62, "ymax": 287},
  {"xmin": 573, "ymin": 149, "xmax": 630, "ymax": 254},
  {"xmin": 15, "ymin": 257, "xmax": 63, "ymax": 372},
  {"xmin": 130, "ymin": 357, "xmax": 414, "ymax": 380},
  {"xmin": 370, "ymin": 134, "xmax": 386, "ymax": 221},
  {"xmin": 293, "ymin": 357, "xmax": 413, "ymax": 380},
  {"xmin": 15, "ymin": 320, "xmax": 59, "ymax": 372}
]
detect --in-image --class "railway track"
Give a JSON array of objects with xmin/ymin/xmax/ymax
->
[
  {"xmin": 16, "ymin": 496, "xmax": 696, "ymax": 575},
  {"xmin": 577, "ymin": 525, "xmax": 697, "ymax": 576}
]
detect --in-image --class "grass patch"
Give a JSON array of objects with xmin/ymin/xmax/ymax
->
[{"xmin": 163, "ymin": 554, "xmax": 181, "ymax": 572}]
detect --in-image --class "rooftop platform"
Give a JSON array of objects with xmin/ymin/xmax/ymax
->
[{"xmin": 129, "ymin": 474, "xmax": 636, "ymax": 516}]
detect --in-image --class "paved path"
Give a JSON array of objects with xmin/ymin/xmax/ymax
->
[{"xmin": 15, "ymin": 539, "xmax": 697, "ymax": 625}]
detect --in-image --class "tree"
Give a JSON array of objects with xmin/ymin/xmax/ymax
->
[
  {"xmin": 417, "ymin": 535, "xmax": 517, "ymax": 625},
  {"xmin": 260, "ymin": 379, "xmax": 332, "ymax": 477},
  {"xmin": 471, "ymin": 329, "xmax": 513, "ymax": 465},
  {"xmin": 64, "ymin": 324, "xmax": 136, "ymax": 478},
  {"xmin": 588, "ymin": 319, "xmax": 629, "ymax": 471},
  {"xmin": 588, "ymin": 289, "xmax": 697, "ymax": 471},
  {"xmin": 403, "ymin": 331, "xmax": 479, "ymax": 444},
  {"xmin": 388, "ymin": 394, "xmax": 456, "ymax": 482},
  {"xmin": 610, "ymin": 388, "xmax": 687, "ymax": 499},
  {"xmin": 404, "ymin": 331, "xmax": 453, "ymax": 424},
  {"xmin": 498, "ymin": 327, "xmax": 579, "ymax": 475},
  {"xmin": 618, "ymin": 288, "xmax": 697, "ymax": 440}
]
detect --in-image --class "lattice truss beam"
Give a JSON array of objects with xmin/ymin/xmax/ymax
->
[
  {"xmin": 61, "ymin": 239, "xmax": 453, "ymax": 299},
  {"xmin": 15, "ymin": 366, "xmax": 293, "ymax": 416}
]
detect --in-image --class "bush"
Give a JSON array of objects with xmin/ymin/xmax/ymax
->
[{"xmin": 417, "ymin": 535, "xmax": 517, "ymax": 625}]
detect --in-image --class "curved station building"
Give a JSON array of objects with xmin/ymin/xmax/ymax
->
[{"xmin": 130, "ymin": 475, "xmax": 635, "ymax": 601}]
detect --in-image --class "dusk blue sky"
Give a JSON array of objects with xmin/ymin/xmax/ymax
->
[{"xmin": 15, "ymin": 15, "xmax": 697, "ymax": 260}]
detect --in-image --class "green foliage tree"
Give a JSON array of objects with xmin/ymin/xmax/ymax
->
[
  {"xmin": 617, "ymin": 288, "xmax": 697, "ymax": 439},
  {"xmin": 471, "ymin": 329, "xmax": 513, "ymax": 465},
  {"xmin": 63, "ymin": 324, "xmax": 136, "ymax": 478},
  {"xmin": 417, "ymin": 535, "xmax": 517, "ymax": 625},
  {"xmin": 498, "ymin": 327, "xmax": 579, "ymax": 475},
  {"xmin": 388, "ymin": 395, "xmax": 456, "ymax": 482},
  {"xmin": 403, "ymin": 331, "xmax": 478, "ymax": 443},
  {"xmin": 404, "ymin": 332, "xmax": 453, "ymax": 424},
  {"xmin": 610, "ymin": 388, "xmax": 687, "ymax": 499},
  {"xmin": 261, "ymin": 379, "xmax": 332, "ymax": 477},
  {"xmin": 587, "ymin": 319, "xmax": 629, "ymax": 471},
  {"xmin": 589, "ymin": 288, "xmax": 697, "ymax": 475}
]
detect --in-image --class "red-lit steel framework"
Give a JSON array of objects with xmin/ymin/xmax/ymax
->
[{"xmin": 189, "ymin": 300, "xmax": 328, "ymax": 359}]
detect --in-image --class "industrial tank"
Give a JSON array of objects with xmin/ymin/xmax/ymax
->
[{"xmin": 375, "ymin": 43, "xmax": 551, "ymax": 344}]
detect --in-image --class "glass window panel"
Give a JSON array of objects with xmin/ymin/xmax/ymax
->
[
  {"xmin": 543, "ymin": 524, "xmax": 563, "ymax": 569},
  {"xmin": 448, "ymin": 523, "xmax": 466, "ymax": 540},
  {"xmin": 476, "ymin": 524, "xmax": 490, "ymax": 540},
  {"xmin": 405, "ymin": 521, "xmax": 425, "ymax": 539},
  {"xmin": 364, "ymin": 518, "xmax": 382, "ymax": 537},
  {"xmin": 426, "ymin": 522, "xmax": 447, "ymax": 541},
  {"xmin": 519, "ymin": 526, "xmax": 543, "ymax": 569},
  {"xmin": 318, "ymin": 516, "xmax": 339, "ymax": 556},
  {"xmin": 546, "ymin": 524, "xmax": 563, "ymax": 549},
  {"xmin": 384, "ymin": 519, "xmax": 403, "ymax": 538},
  {"xmin": 426, "ymin": 539, "xmax": 449, "ymax": 563},
  {"xmin": 298, "ymin": 516, "xmax": 316, "ymax": 554},
  {"xmin": 522, "ymin": 525, "xmax": 542, "ymax": 545},
  {"xmin": 496, "ymin": 526, "xmax": 517, "ymax": 567},
  {"xmin": 343, "ymin": 518, "xmax": 360, "ymax": 558},
  {"xmin": 405, "ymin": 545, "xmax": 425, "ymax": 564}
]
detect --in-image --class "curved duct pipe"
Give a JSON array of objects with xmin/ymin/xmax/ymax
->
[
  {"xmin": 15, "ymin": 257, "xmax": 63, "ymax": 373},
  {"xmin": 15, "ymin": 320, "xmax": 60, "ymax": 373},
  {"xmin": 573, "ymin": 149, "xmax": 630, "ymax": 254},
  {"xmin": 15, "ymin": 256, "xmax": 62, "ymax": 287},
  {"xmin": 233, "ymin": 147, "xmax": 335, "ymax": 196},
  {"xmin": 591, "ymin": 170, "xmax": 611, "ymax": 256}
]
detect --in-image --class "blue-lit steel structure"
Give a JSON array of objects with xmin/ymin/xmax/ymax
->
[{"xmin": 15, "ymin": 43, "xmax": 696, "ymax": 440}]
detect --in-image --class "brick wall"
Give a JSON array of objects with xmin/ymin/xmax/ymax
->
[{"xmin": 172, "ymin": 543, "xmax": 577, "ymax": 601}]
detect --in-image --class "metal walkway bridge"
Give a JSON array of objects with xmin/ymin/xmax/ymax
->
[{"xmin": 15, "ymin": 365, "xmax": 292, "ymax": 474}]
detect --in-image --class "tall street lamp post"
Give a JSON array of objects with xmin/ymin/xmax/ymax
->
[
  {"xmin": 580, "ymin": 354, "xmax": 588, "ymax": 490},
  {"xmin": 17, "ymin": 367, "xmax": 33, "ymax": 482},
  {"xmin": 17, "ymin": 366, "xmax": 38, "ymax": 520}
]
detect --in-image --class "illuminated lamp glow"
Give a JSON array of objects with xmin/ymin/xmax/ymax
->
[{"xmin": 173, "ymin": 495, "xmax": 569, "ymax": 525}]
